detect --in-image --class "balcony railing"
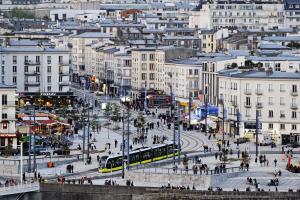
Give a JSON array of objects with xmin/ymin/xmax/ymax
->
[
  {"xmin": 255, "ymin": 89, "xmax": 263, "ymax": 95},
  {"xmin": 2, "ymin": 101, "xmax": 17, "ymax": 107},
  {"xmin": 25, "ymin": 81, "xmax": 40, "ymax": 86},
  {"xmin": 256, "ymin": 102, "xmax": 263, "ymax": 108},
  {"xmin": 25, "ymin": 71, "xmax": 40, "ymax": 75},
  {"xmin": 24, "ymin": 60, "xmax": 40, "ymax": 65},
  {"xmin": 290, "ymin": 90, "xmax": 298, "ymax": 96},
  {"xmin": 244, "ymin": 89, "xmax": 252, "ymax": 95},
  {"xmin": 244, "ymin": 102, "xmax": 251, "ymax": 108},
  {"xmin": 291, "ymin": 103, "xmax": 298, "ymax": 110}
]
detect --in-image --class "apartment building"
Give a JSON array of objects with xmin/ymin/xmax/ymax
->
[
  {"xmin": 218, "ymin": 69, "xmax": 300, "ymax": 145},
  {"xmin": 165, "ymin": 58, "xmax": 202, "ymax": 104},
  {"xmin": 189, "ymin": 1, "xmax": 285, "ymax": 30},
  {"xmin": 0, "ymin": 46, "xmax": 70, "ymax": 94},
  {"xmin": 131, "ymin": 47, "xmax": 195, "ymax": 99},
  {"xmin": 71, "ymin": 32, "xmax": 114, "ymax": 83},
  {"xmin": 0, "ymin": 85, "xmax": 17, "ymax": 149},
  {"xmin": 284, "ymin": 0, "xmax": 300, "ymax": 28},
  {"xmin": 198, "ymin": 29, "xmax": 217, "ymax": 53}
]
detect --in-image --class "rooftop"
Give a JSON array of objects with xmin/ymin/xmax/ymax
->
[
  {"xmin": 75, "ymin": 32, "xmax": 113, "ymax": 38},
  {"xmin": 218, "ymin": 70, "xmax": 300, "ymax": 80}
]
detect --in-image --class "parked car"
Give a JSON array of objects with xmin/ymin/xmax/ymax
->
[{"xmin": 234, "ymin": 137, "xmax": 249, "ymax": 144}]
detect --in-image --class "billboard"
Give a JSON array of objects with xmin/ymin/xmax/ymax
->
[{"xmin": 195, "ymin": 105, "xmax": 219, "ymax": 118}]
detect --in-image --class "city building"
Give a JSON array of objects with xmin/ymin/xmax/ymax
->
[
  {"xmin": 0, "ymin": 84, "xmax": 17, "ymax": 149},
  {"xmin": 218, "ymin": 69, "xmax": 300, "ymax": 145},
  {"xmin": 189, "ymin": 1, "xmax": 285, "ymax": 30},
  {"xmin": 0, "ymin": 41, "xmax": 73, "ymax": 107}
]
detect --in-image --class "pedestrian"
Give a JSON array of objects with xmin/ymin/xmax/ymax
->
[
  {"xmin": 71, "ymin": 165, "xmax": 74, "ymax": 173},
  {"xmin": 274, "ymin": 158, "xmax": 277, "ymax": 167},
  {"xmin": 237, "ymin": 150, "xmax": 240, "ymax": 159},
  {"xmin": 215, "ymin": 152, "xmax": 218, "ymax": 160},
  {"xmin": 246, "ymin": 163, "xmax": 249, "ymax": 171}
]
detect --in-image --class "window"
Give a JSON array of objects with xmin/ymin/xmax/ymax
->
[
  {"xmin": 36, "ymin": 76, "xmax": 40, "ymax": 83},
  {"xmin": 141, "ymin": 73, "xmax": 146, "ymax": 80},
  {"xmin": 268, "ymin": 123, "xmax": 273, "ymax": 129},
  {"xmin": 280, "ymin": 110, "xmax": 285, "ymax": 118},
  {"xmin": 47, "ymin": 66, "xmax": 51, "ymax": 73},
  {"xmin": 292, "ymin": 84, "xmax": 297, "ymax": 92},
  {"xmin": 268, "ymin": 97, "xmax": 273, "ymax": 105},
  {"xmin": 275, "ymin": 63, "xmax": 281, "ymax": 71},
  {"xmin": 13, "ymin": 76, "xmax": 16, "ymax": 84},
  {"xmin": 59, "ymin": 76, "xmax": 62, "ymax": 82},
  {"xmin": 1, "ymin": 66, "xmax": 4, "ymax": 75},
  {"xmin": 47, "ymin": 56, "xmax": 51, "ymax": 64},
  {"xmin": 194, "ymin": 69, "xmax": 198, "ymax": 75},
  {"xmin": 36, "ymin": 66, "xmax": 40, "ymax": 73},
  {"xmin": 13, "ymin": 66, "xmax": 16, "ymax": 73},
  {"xmin": 25, "ymin": 86, "xmax": 28, "ymax": 91},
  {"xmin": 280, "ymin": 84, "xmax": 285, "ymax": 92},
  {"xmin": 24, "ymin": 66, "xmax": 28, "ymax": 72},
  {"xmin": 2, "ymin": 123, "xmax": 7, "ymax": 129},
  {"xmin": 292, "ymin": 124, "xmax": 297, "ymax": 130},
  {"xmin": 246, "ymin": 96, "xmax": 251, "ymax": 105},
  {"xmin": 2, "ymin": 113, "xmax": 7, "ymax": 119},
  {"xmin": 141, "ymin": 63, "xmax": 147, "ymax": 71},
  {"xmin": 59, "ymin": 86, "xmax": 63, "ymax": 91},
  {"xmin": 24, "ymin": 56, "xmax": 28, "ymax": 63},
  {"xmin": 47, "ymin": 86, "xmax": 51, "ymax": 91},
  {"xmin": 36, "ymin": 56, "xmax": 40, "ymax": 64},
  {"xmin": 189, "ymin": 69, "xmax": 193, "ymax": 75},
  {"xmin": 268, "ymin": 84, "xmax": 273, "ymax": 92},
  {"xmin": 47, "ymin": 76, "xmax": 51, "ymax": 83},
  {"xmin": 2, "ymin": 95, "xmax": 7, "ymax": 105},
  {"xmin": 149, "ymin": 73, "xmax": 155, "ymax": 80},
  {"xmin": 141, "ymin": 54, "xmax": 147, "ymax": 61},
  {"xmin": 149, "ymin": 54, "xmax": 155, "ymax": 61},
  {"xmin": 280, "ymin": 124, "xmax": 285, "ymax": 130},
  {"xmin": 149, "ymin": 64, "xmax": 154, "ymax": 71},
  {"xmin": 292, "ymin": 111, "xmax": 297, "ymax": 119},
  {"xmin": 59, "ymin": 56, "xmax": 63, "ymax": 64},
  {"xmin": 13, "ymin": 56, "xmax": 17, "ymax": 64},
  {"xmin": 269, "ymin": 110, "xmax": 273, "ymax": 118}
]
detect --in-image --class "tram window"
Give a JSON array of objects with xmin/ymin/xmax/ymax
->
[
  {"xmin": 106, "ymin": 160, "xmax": 112, "ymax": 169},
  {"xmin": 161, "ymin": 146, "xmax": 167, "ymax": 156},
  {"xmin": 141, "ymin": 151, "xmax": 151, "ymax": 160},
  {"xmin": 130, "ymin": 152, "xmax": 140, "ymax": 163},
  {"xmin": 167, "ymin": 145, "xmax": 173, "ymax": 154}
]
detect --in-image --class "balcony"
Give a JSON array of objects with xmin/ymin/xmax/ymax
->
[
  {"xmin": 280, "ymin": 114, "xmax": 285, "ymax": 119},
  {"xmin": 59, "ymin": 81, "xmax": 70, "ymax": 86},
  {"xmin": 25, "ymin": 81, "xmax": 40, "ymax": 86},
  {"xmin": 291, "ymin": 103, "xmax": 298, "ymax": 110},
  {"xmin": 290, "ymin": 90, "xmax": 298, "ymax": 96},
  {"xmin": 231, "ymin": 101, "xmax": 238, "ymax": 107},
  {"xmin": 24, "ymin": 60, "xmax": 40, "ymax": 65},
  {"xmin": 244, "ymin": 102, "xmax": 251, "ymax": 108},
  {"xmin": 244, "ymin": 89, "xmax": 252, "ymax": 95},
  {"xmin": 256, "ymin": 102, "xmax": 263, "ymax": 109},
  {"xmin": 2, "ymin": 101, "xmax": 16, "ymax": 107},
  {"xmin": 25, "ymin": 71, "xmax": 40, "ymax": 75},
  {"xmin": 59, "ymin": 70, "xmax": 69, "ymax": 76},
  {"xmin": 255, "ymin": 89, "xmax": 263, "ymax": 95}
]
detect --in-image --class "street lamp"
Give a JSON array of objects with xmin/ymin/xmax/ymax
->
[
  {"xmin": 25, "ymin": 101, "xmax": 36, "ymax": 173},
  {"xmin": 167, "ymin": 72, "xmax": 173, "ymax": 117},
  {"xmin": 219, "ymin": 95, "xmax": 225, "ymax": 147},
  {"xmin": 204, "ymin": 84, "xmax": 208, "ymax": 136}
]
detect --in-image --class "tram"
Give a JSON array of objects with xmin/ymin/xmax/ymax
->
[{"xmin": 99, "ymin": 142, "xmax": 178, "ymax": 173}]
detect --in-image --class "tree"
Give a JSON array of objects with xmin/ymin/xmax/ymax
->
[
  {"xmin": 136, "ymin": 112, "xmax": 145, "ymax": 131},
  {"xmin": 103, "ymin": 103, "xmax": 112, "ymax": 127},
  {"xmin": 12, "ymin": 8, "xmax": 35, "ymax": 19}
]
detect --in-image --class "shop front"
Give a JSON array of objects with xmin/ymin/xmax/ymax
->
[
  {"xmin": 282, "ymin": 133, "xmax": 300, "ymax": 145},
  {"xmin": 18, "ymin": 92, "xmax": 75, "ymax": 109}
]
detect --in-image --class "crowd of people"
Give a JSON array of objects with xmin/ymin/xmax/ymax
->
[
  {"xmin": 287, "ymin": 164, "xmax": 300, "ymax": 173},
  {"xmin": 0, "ymin": 179, "xmax": 18, "ymax": 187},
  {"xmin": 60, "ymin": 176, "xmax": 93, "ymax": 185}
]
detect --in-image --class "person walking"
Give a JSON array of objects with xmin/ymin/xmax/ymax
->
[
  {"xmin": 274, "ymin": 158, "xmax": 277, "ymax": 167},
  {"xmin": 114, "ymin": 139, "xmax": 118, "ymax": 148}
]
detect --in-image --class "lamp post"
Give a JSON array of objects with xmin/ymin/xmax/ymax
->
[
  {"xmin": 167, "ymin": 72, "xmax": 173, "ymax": 118},
  {"xmin": 219, "ymin": 95, "xmax": 225, "ymax": 146},
  {"xmin": 204, "ymin": 84, "xmax": 208, "ymax": 136},
  {"xmin": 26, "ymin": 102, "xmax": 36, "ymax": 173},
  {"xmin": 144, "ymin": 81, "xmax": 147, "ymax": 113},
  {"xmin": 122, "ymin": 110, "xmax": 125, "ymax": 179}
]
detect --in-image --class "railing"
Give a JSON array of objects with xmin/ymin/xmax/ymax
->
[
  {"xmin": 290, "ymin": 90, "xmax": 298, "ymax": 96},
  {"xmin": 244, "ymin": 102, "xmax": 251, "ymax": 108},
  {"xmin": 24, "ymin": 81, "xmax": 40, "ymax": 86},
  {"xmin": 24, "ymin": 61, "xmax": 40, "ymax": 65},
  {"xmin": 138, "ymin": 166, "xmax": 243, "ymax": 176},
  {"xmin": 256, "ymin": 102, "xmax": 263, "ymax": 109},
  {"xmin": 0, "ymin": 182, "xmax": 39, "ymax": 196},
  {"xmin": 255, "ymin": 89, "xmax": 263, "ymax": 95},
  {"xmin": 244, "ymin": 89, "xmax": 251, "ymax": 95},
  {"xmin": 291, "ymin": 103, "xmax": 298, "ymax": 109}
]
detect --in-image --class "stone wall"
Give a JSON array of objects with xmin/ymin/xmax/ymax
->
[{"xmin": 38, "ymin": 183, "xmax": 300, "ymax": 200}]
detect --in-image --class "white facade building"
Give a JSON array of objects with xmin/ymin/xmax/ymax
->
[
  {"xmin": 189, "ymin": 3, "xmax": 285, "ymax": 30},
  {"xmin": 0, "ymin": 46, "xmax": 71, "ymax": 94},
  {"xmin": 218, "ymin": 69, "xmax": 300, "ymax": 145},
  {"xmin": 0, "ymin": 85, "xmax": 17, "ymax": 148}
]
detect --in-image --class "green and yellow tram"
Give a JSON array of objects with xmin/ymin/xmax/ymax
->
[{"xmin": 99, "ymin": 142, "xmax": 178, "ymax": 173}]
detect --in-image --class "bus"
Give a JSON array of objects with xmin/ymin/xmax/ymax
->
[{"xmin": 99, "ymin": 142, "xmax": 178, "ymax": 173}]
